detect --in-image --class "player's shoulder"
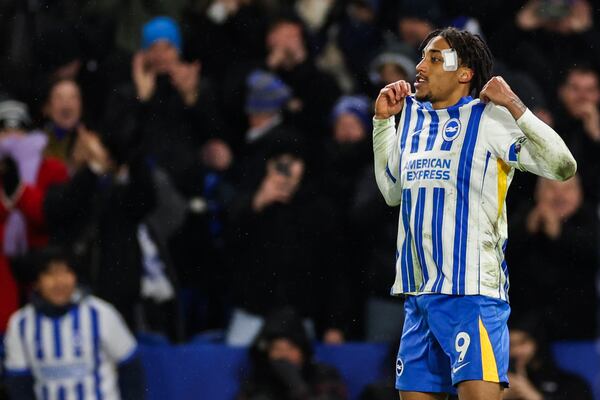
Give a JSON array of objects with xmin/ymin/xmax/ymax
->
[
  {"xmin": 6, "ymin": 304, "xmax": 34, "ymax": 333},
  {"xmin": 85, "ymin": 295, "xmax": 121, "ymax": 317},
  {"xmin": 481, "ymin": 102, "xmax": 515, "ymax": 122}
]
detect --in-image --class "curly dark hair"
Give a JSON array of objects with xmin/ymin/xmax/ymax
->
[{"xmin": 419, "ymin": 27, "xmax": 493, "ymax": 97}]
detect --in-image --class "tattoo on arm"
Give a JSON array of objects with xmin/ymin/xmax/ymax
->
[
  {"xmin": 507, "ymin": 95, "xmax": 527, "ymax": 120},
  {"xmin": 510, "ymin": 96, "xmax": 526, "ymax": 113}
]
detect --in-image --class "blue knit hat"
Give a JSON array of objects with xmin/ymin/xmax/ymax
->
[
  {"xmin": 331, "ymin": 95, "xmax": 372, "ymax": 132},
  {"xmin": 142, "ymin": 17, "xmax": 182, "ymax": 52},
  {"xmin": 245, "ymin": 70, "xmax": 291, "ymax": 114}
]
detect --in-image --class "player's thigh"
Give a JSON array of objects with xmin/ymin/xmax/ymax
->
[
  {"xmin": 456, "ymin": 380, "xmax": 503, "ymax": 400},
  {"xmin": 424, "ymin": 295, "xmax": 510, "ymax": 388},
  {"xmin": 396, "ymin": 297, "xmax": 454, "ymax": 394},
  {"xmin": 400, "ymin": 391, "xmax": 448, "ymax": 400}
]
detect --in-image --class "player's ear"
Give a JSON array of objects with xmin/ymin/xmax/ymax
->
[{"xmin": 458, "ymin": 67, "xmax": 474, "ymax": 84}]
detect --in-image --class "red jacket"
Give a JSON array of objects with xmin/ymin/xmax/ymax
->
[{"xmin": 0, "ymin": 157, "xmax": 68, "ymax": 332}]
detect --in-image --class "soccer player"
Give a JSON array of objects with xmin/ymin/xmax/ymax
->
[
  {"xmin": 372, "ymin": 28, "xmax": 576, "ymax": 400},
  {"xmin": 3, "ymin": 248, "xmax": 145, "ymax": 400}
]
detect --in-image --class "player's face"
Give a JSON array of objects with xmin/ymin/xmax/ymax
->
[
  {"xmin": 268, "ymin": 338, "xmax": 304, "ymax": 367},
  {"xmin": 37, "ymin": 262, "xmax": 77, "ymax": 307},
  {"xmin": 415, "ymin": 36, "xmax": 464, "ymax": 105}
]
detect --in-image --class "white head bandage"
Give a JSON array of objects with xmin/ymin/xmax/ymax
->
[{"xmin": 441, "ymin": 48, "xmax": 458, "ymax": 72}]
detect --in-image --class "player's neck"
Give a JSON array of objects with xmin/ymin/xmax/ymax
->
[{"xmin": 431, "ymin": 87, "xmax": 471, "ymax": 109}]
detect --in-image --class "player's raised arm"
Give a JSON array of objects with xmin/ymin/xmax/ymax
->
[
  {"xmin": 373, "ymin": 80, "xmax": 411, "ymax": 206},
  {"xmin": 480, "ymin": 76, "xmax": 577, "ymax": 181}
]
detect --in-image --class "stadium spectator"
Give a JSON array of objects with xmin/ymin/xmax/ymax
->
[
  {"xmin": 350, "ymin": 162, "xmax": 403, "ymax": 343},
  {"xmin": 264, "ymin": 15, "xmax": 341, "ymax": 137},
  {"xmin": 503, "ymin": 315, "xmax": 593, "ymax": 400},
  {"xmin": 0, "ymin": 4, "xmax": 599, "ymax": 398},
  {"xmin": 0, "ymin": 100, "xmax": 69, "ymax": 332},
  {"xmin": 233, "ymin": 69, "xmax": 302, "ymax": 186},
  {"xmin": 227, "ymin": 145, "xmax": 343, "ymax": 345},
  {"xmin": 44, "ymin": 125, "xmax": 158, "ymax": 332},
  {"xmin": 321, "ymin": 95, "xmax": 373, "ymax": 209},
  {"xmin": 337, "ymin": 0, "xmax": 384, "ymax": 93},
  {"xmin": 367, "ymin": 43, "xmax": 417, "ymax": 98},
  {"xmin": 3, "ymin": 247, "xmax": 145, "ymax": 400},
  {"xmin": 553, "ymin": 66, "xmax": 600, "ymax": 202},
  {"xmin": 41, "ymin": 79, "xmax": 83, "ymax": 167},
  {"xmin": 169, "ymin": 138, "xmax": 237, "ymax": 336},
  {"xmin": 183, "ymin": 0, "xmax": 269, "ymax": 80},
  {"xmin": 104, "ymin": 16, "xmax": 227, "ymax": 190},
  {"xmin": 507, "ymin": 175, "xmax": 597, "ymax": 340},
  {"xmin": 507, "ymin": 0, "xmax": 600, "ymax": 100},
  {"xmin": 238, "ymin": 307, "xmax": 348, "ymax": 400},
  {"xmin": 396, "ymin": 0, "xmax": 442, "ymax": 52},
  {"xmin": 319, "ymin": 95, "xmax": 375, "ymax": 340}
]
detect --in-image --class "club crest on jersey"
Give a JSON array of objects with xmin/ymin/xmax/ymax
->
[
  {"xmin": 396, "ymin": 358, "xmax": 404, "ymax": 376},
  {"xmin": 442, "ymin": 118, "xmax": 462, "ymax": 142}
]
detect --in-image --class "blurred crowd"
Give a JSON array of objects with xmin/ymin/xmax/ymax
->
[{"xmin": 0, "ymin": 0, "xmax": 599, "ymax": 364}]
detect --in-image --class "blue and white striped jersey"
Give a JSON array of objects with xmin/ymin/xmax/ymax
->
[
  {"xmin": 373, "ymin": 95, "xmax": 574, "ymax": 301},
  {"xmin": 4, "ymin": 293, "xmax": 137, "ymax": 400}
]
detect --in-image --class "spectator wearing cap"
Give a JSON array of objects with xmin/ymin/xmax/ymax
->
[
  {"xmin": 318, "ymin": 95, "xmax": 376, "ymax": 342},
  {"xmin": 104, "ymin": 16, "xmax": 228, "ymax": 190},
  {"xmin": 238, "ymin": 307, "xmax": 348, "ymax": 400},
  {"xmin": 322, "ymin": 95, "xmax": 373, "ymax": 211},
  {"xmin": 3, "ymin": 247, "xmax": 145, "ymax": 400},
  {"xmin": 232, "ymin": 69, "xmax": 304, "ymax": 188},
  {"xmin": 0, "ymin": 100, "xmax": 69, "ymax": 333}
]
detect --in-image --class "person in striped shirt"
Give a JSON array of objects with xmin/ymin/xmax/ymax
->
[
  {"xmin": 372, "ymin": 27, "xmax": 576, "ymax": 400},
  {"xmin": 3, "ymin": 248, "xmax": 145, "ymax": 400}
]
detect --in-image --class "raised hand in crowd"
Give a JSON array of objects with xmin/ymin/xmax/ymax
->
[
  {"xmin": 503, "ymin": 371, "xmax": 543, "ymax": 400},
  {"xmin": 201, "ymin": 138, "xmax": 233, "ymax": 172},
  {"xmin": 72, "ymin": 126, "xmax": 112, "ymax": 174},
  {"xmin": 526, "ymin": 202, "xmax": 563, "ymax": 239},
  {"xmin": 526, "ymin": 176, "xmax": 582, "ymax": 239},
  {"xmin": 517, "ymin": 0, "xmax": 593, "ymax": 34},
  {"xmin": 266, "ymin": 21, "xmax": 307, "ymax": 71},
  {"xmin": 206, "ymin": 0, "xmax": 251, "ymax": 23},
  {"xmin": 132, "ymin": 51, "xmax": 157, "ymax": 102},
  {"xmin": 252, "ymin": 154, "xmax": 304, "ymax": 212},
  {"xmin": 577, "ymin": 102, "xmax": 600, "ymax": 141}
]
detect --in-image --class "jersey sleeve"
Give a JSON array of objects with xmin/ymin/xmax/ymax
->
[
  {"xmin": 480, "ymin": 104, "xmax": 527, "ymax": 169},
  {"xmin": 482, "ymin": 105, "xmax": 577, "ymax": 180},
  {"xmin": 4, "ymin": 312, "xmax": 31, "ymax": 375},
  {"xmin": 98, "ymin": 302, "xmax": 138, "ymax": 364},
  {"xmin": 373, "ymin": 115, "xmax": 402, "ymax": 206}
]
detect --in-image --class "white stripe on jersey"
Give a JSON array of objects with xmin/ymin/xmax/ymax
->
[
  {"xmin": 4, "ymin": 294, "xmax": 137, "ymax": 400},
  {"xmin": 379, "ymin": 95, "xmax": 527, "ymax": 301}
]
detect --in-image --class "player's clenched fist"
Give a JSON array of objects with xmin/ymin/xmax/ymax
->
[
  {"xmin": 479, "ymin": 76, "xmax": 514, "ymax": 106},
  {"xmin": 480, "ymin": 76, "xmax": 527, "ymax": 119},
  {"xmin": 375, "ymin": 80, "xmax": 412, "ymax": 120}
]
